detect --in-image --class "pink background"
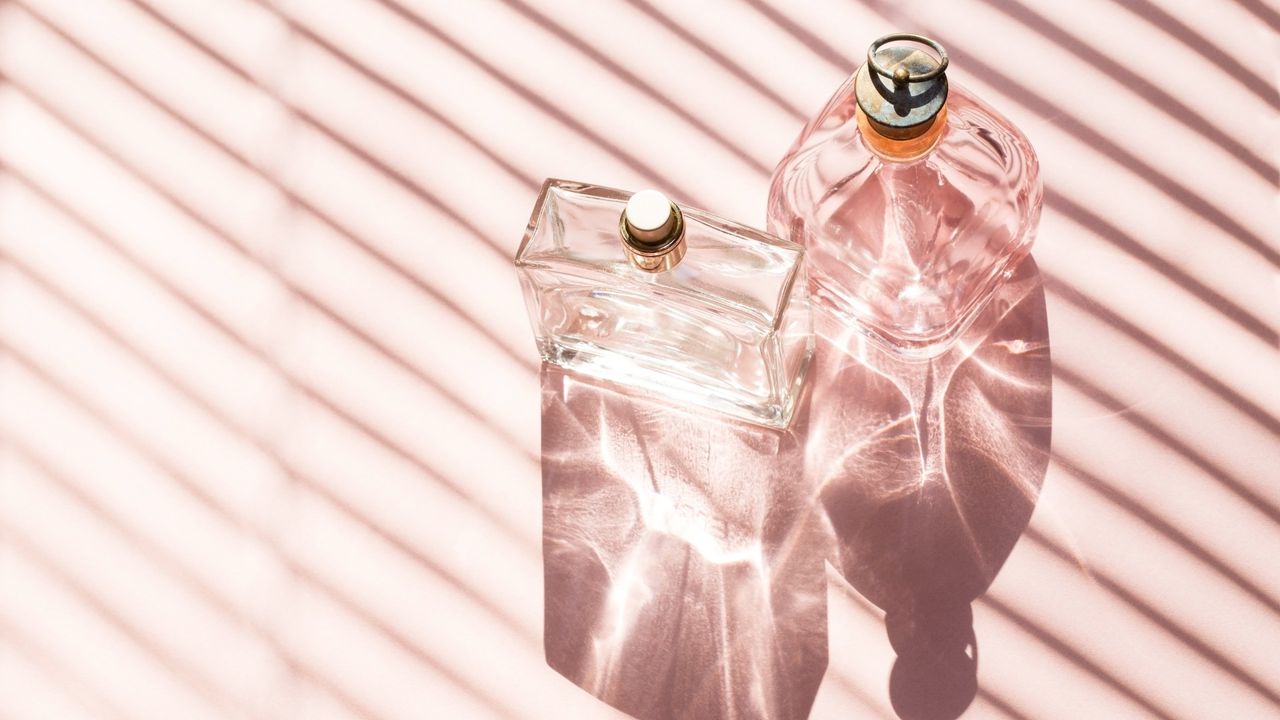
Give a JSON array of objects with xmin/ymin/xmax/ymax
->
[{"xmin": 0, "ymin": 0, "xmax": 1277, "ymax": 718}]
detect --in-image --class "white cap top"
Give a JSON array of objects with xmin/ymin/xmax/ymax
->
[{"xmin": 625, "ymin": 189, "xmax": 673, "ymax": 232}]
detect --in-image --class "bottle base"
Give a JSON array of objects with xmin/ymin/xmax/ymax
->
[
  {"xmin": 540, "ymin": 339, "xmax": 807, "ymax": 430},
  {"xmin": 809, "ymin": 282, "xmax": 993, "ymax": 361}
]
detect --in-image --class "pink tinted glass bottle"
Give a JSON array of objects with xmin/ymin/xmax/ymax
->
[{"xmin": 768, "ymin": 34, "xmax": 1042, "ymax": 357}]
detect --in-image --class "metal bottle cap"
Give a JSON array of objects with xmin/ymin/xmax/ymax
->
[
  {"xmin": 620, "ymin": 189, "xmax": 686, "ymax": 272},
  {"xmin": 855, "ymin": 33, "xmax": 949, "ymax": 141}
]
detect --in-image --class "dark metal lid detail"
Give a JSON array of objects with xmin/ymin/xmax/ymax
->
[{"xmin": 855, "ymin": 33, "xmax": 949, "ymax": 141}]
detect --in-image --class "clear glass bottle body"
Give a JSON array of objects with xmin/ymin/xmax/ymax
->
[
  {"xmin": 517, "ymin": 180, "xmax": 812, "ymax": 428},
  {"xmin": 767, "ymin": 81, "xmax": 1042, "ymax": 358}
]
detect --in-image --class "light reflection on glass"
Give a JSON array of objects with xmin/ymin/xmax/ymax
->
[
  {"xmin": 540, "ymin": 257, "xmax": 1052, "ymax": 720},
  {"xmin": 809, "ymin": 257, "xmax": 1052, "ymax": 719},
  {"xmin": 541, "ymin": 366, "xmax": 828, "ymax": 720}
]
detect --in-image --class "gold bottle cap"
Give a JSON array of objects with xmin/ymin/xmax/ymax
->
[
  {"xmin": 620, "ymin": 189, "xmax": 686, "ymax": 272},
  {"xmin": 855, "ymin": 33, "xmax": 949, "ymax": 141}
]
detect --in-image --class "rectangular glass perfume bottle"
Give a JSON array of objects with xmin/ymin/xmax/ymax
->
[{"xmin": 516, "ymin": 179, "xmax": 812, "ymax": 428}]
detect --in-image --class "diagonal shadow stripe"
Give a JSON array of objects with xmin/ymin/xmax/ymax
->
[
  {"xmin": 977, "ymin": 0, "xmax": 1276, "ymax": 183},
  {"xmin": 116, "ymin": 0, "xmax": 540, "ymax": 193},
  {"xmin": 1024, "ymin": 527, "xmax": 1280, "ymax": 708},
  {"xmin": 265, "ymin": 0, "xmax": 701, "ymax": 205},
  {"xmin": 121, "ymin": 0, "xmax": 539, "ymax": 374},
  {"xmin": 0, "ymin": 188, "xmax": 540, "ymax": 630},
  {"xmin": 1044, "ymin": 190, "xmax": 1276, "ymax": 346},
  {"xmin": 0, "ymin": 528, "xmax": 240, "ymax": 715},
  {"xmin": 276, "ymin": 551, "xmax": 530, "ymax": 719},
  {"xmin": 1043, "ymin": 274, "xmax": 1280, "ymax": 437},
  {"xmin": 15, "ymin": 0, "xmax": 519, "ymax": 264},
  {"xmin": 1107, "ymin": 0, "xmax": 1279, "ymax": 109},
  {"xmin": 943, "ymin": 42, "xmax": 1280, "ymax": 269},
  {"xmin": 822, "ymin": 666, "xmax": 898, "ymax": 719},
  {"xmin": 0, "ymin": 166, "xmax": 527, "ymax": 548},
  {"xmin": 0, "ymin": 61, "xmax": 538, "ymax": 471},
  {"xmin": 980, "ymin": 594, "xmax": 1181, "ymax": 720},
  {"xmin": 1052, "ymin": 364, "xmax": 1280, "ymax": 526},
  {"xmin": 0, "ymin": 160, "xmax": 536, "ymax": 556},
  {"xmin": 490, "ymin": 0, "xmax": 772, "ymax": 174},
  {"xmin": 575, "ymin": 2, "xmax": 1279, "ymax": 444},
  {"xmin": 619, "ymin": 0, "xmax": 808, "ymax": 122},
  {"xmin": 0, "ymin": 342, "xmax": 528, "ymax": 720},
  {"xmin": 0, "ymin": 614, "xmax": 130, "ymax": 720},
  {"xmin": 1231, "ymin": 0, "xmax": 1280, "ymax": 30},
  {"xmin": 975, "ymin": 689, "xmax": 1033, "ymax": 720},
  {"xmin": 741, "ymin": 0, "xmax": 1280, "ymax": 270},
  {"xmin": 1, "ymin": 438, "xmax": 389, "ymax": 720},
  {"xmin": 1050, "ymin": 453, "xmax": 1280, "ymax": 618}
]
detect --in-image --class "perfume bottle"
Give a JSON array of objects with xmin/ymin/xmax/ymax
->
[
  {"xmin": 767, "ymin": 34, "xmax": 1042, "ymax": 357},
  {"xmin": 516, "ymin": 179, "xmax": 812, "ymax": 428}
]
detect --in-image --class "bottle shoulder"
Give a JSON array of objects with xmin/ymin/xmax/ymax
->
[
  {"xmin": 518, "ymin": 180, "xmax": 805, "ymax": 329},
  {"xmin": 769, "ymin": 83, "xmax": 1042, "ymax": 222}
]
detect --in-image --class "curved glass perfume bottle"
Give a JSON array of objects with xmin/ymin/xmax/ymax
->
[
  {"xmin": 767, "ymin": 34, "xmax": 1042, "ymax": 357},
  {"xmin": 517, "ymin": 180, "xmax": 812, "ymax": 428}
]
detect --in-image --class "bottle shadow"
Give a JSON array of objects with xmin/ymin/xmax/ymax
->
[
  {"xmin": 808, "ymin": 257, "xmax": 1053, "ymax": 720},
  {"xmin": 540, "ymin": 365, "xmax": 829, "ymax": 720}
]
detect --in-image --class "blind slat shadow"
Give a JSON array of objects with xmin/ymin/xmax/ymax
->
[
  {"xmin": 292, "ymin": 0, "xmax": 700, "ymax": 203},
  {"xmin": 740, "ymin": 0, "xmax": 1280, "ymax": 271},
  {"xmin": 980, "ymin": 594, "xmax": 1181, "ymax": 720},
  {"xmin": 1023, "ymin": 525, "xmax": 1280, "ymax": 708},
  {"xmin": 973, "ymin": 687, "xmax": 1034, "ymax": 720},
  {"xmin": 1231, "ymin": 0, "xmax": 1280, "ymax": 31},
  {"xmin": 2, "ymin": 0, "xmax": 1275, "ymax": 717},
  {"xmin": 491, "ymin": 0, "xmax": 772, "ymax": 175},
  {"xmin": 121, "ymin": 0, "xmax": 537, "ymax": 192},
  {"xmin": 820, "ymin": 664, "xmax": 899, "ymax": 720},
  {"xmin": 1044, "ymin": 191, "xmax": 1276, "ymax": 347},
  {"xmin": 22, "ymin": 0, "xmax": 511, "ymax": 267},
  {"xmin": 0, "ymin": 177, "xmax": 538, "ymax": 593},
  {"xmin": 0, "ymin": 340, "xmax": 523, "ymax": 720},
  {"xmin": 0, "ymin": 47, "xmax": 539, "ymax": 469},
  {"xmin": 978, "ymin": 0, "xmax": 1276, "ymax": 184},
  {"xmin": 619, "ymin": 0, "xmax": 808, "ymax": 121},
  {"xmin": 0, "ymin": 607, "xmax": 132, "ymax": 719},
  {"xmin": 1051, "ymin": 454, "xmax": 1280, "ymax": 618},
  {"xmin": 1106, "ymin": 0, "xmax": 1279, "ymax": 110},
  {"xmin": 2, "ymin": 438, "xmax": 388, "ymax": 720},
  {"xmin": 1053, "ymin": 364, "xmax": 1280, "ymax": 526},
  {"xmin": 0, "ymin": 528, "xmax": 236, "ymax": 715},
  {"xmin": 1043, "ymin": 274, "xmax": 1279, "ymax": 437},
  {"xmin": 947, "ymin": 42, "xmax": 1280, "ymax": 269},
  {"xmin": 0, "ymin": 245, "xmax": 535, "ymax": 638},
  {"xmin": 37, "ymin": 0, "xmax": 540, "ymax": 376},
  {"xmin": 0, "ymin": 159, "xmax": 523, "ymax": 546}
]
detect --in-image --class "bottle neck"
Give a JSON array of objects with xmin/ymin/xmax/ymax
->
[{"xmin": 857, "ymin": 105, "xmax": 948, "ymax": 162}]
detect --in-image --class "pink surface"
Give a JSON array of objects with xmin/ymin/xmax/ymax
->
[
  {"xmin": 542, "ymin": 363, "xmax": 828, "ymax": 720},
  {"xmin": 0, "ymin": 0, "xmax": 1277, "ymax": 718}
]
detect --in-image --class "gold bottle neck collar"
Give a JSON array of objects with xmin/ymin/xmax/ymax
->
[{"xmin": 620, "ymin": 192, "xmax": 686, "ymax": 272}]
